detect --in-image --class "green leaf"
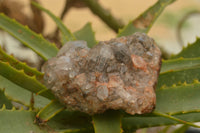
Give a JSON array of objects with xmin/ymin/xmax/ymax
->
[
  {"xmin": 153, "ymin": 111, "xmax": 200, "ymax": 128},
  {"xmin": 74, "ymin": 23, "xmax": 97, "ymax": 48},
  {"xmin": 0, "ymin": 108, "xmax": 46, "ymax": 133},
  {"xmin": 0, "ymin": 107, "xmax": 92, "ymax": 133},
  {"xmin": 0, "ymin": 75, "xmax": 50, "ymax": 108},
  {"xmin": 61, "ymin": 31, "xmax": 69, "ymax": 45},
  {"xmin": 0, "ymin": 61, "xmax": 54, "ymax": 99},
  {"xmin": 161, "ymin": 57, "xmax": 200, "ymax": 73},
  {"xmin": 0, "ymin": 47, "xmax": 49, "ymax": 108},
  {"xmin": 0, "ymin": 89, "xmax": 12, "ymax": 109},
  {"xmin": 36, "ymin": 100, "xmax": 65, "ymax": 122},
  {"xmin": 47, "ymin": 111, "xmax": 93, "ymax": 132},
  {"xmin": 93, "ymin": 111, "xmax": 122, "ymax": 133},
  {"xmin": 32, "ymin": 1, "xmax": 75, "ymax": 44},
  {"xmin": 156, "ymin": 82, "xmax": 200, "ymax": 114},
  {"xmin": 118, "ymin": 0, "xmax": 176, "ymax": 36},
  {"xmin": 122, "ymin": 112, "xmax": 200, "ymax": 132},
  {"xmin": 0, "ymin": 47, "xmax": 43, "ymax": 79},
  {"xmin": 0, "ymin": 13, "xmax": 58, "ymax": 60},
  {"xmin": 158, "ymin": 57, "xmax": 200, "ymax": 89},
  {"xmin": 171, "ymin": 37, "xmax": 200, "ymax": 59},
  {"xmin": 157, "ymin": 66, "xmax": 200, "ymax": 89}
]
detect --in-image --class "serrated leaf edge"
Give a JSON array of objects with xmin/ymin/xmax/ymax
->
[
  {"xmin": 0, "ymin": 13, "xmax": 58, "ymax": 60},
  {"xmin": 171, "ymin": 37, "xmax": 200, "ymax": 58},
  {"xmin": 160, "ymin": 64, "xmax": 200, "ymax": 75},
  {"xmin": 0, "ymin": 61, "xmax": 54, "ymax": 99},
  {"xmin": 153, "ymin": 111, "xmax": 200, "ymax": 128},
  {"xmin": 0, "ymin": 47, "xmax": 43, "ymax": 78},
  {"xmin": 0, "ymin": 88, "xmax": 30, "ymax": 107},
  {"xmin": 0, "ymin": 104, "xmax": 34, "ymax": 112},
  {"xmin": 36, "ymin": 100, "xmax": 65, "ymax": 122},
  {"xmin": 117, "ymin": 0, "xmax": 176, "ymax": 36},
  {"xmin": 158, "ymin": 79, "xmax": 200, "ymax": 90}
]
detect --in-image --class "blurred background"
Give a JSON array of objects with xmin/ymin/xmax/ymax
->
[
  {"xmin": 0, "ymin": 0, "xmax": 200, "ymax": 66},
  {"xmin": 20, "ymin": 0, "xmax": 200, "ymax": 53}
]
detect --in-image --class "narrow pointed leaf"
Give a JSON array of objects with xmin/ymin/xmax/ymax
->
[
  {"xmin": 122, "ymin": 112, "xmax": 200, "ymax": 132},
  {"xmin": 118, "ymin": 0, "xmax": 176, "ymax": 36},
  {"xmin": 153, "ymin": 111, "xmax": 200, "ymax": 128},
  {"xmin": 0, "ymin": 61, "xmax": 54, "ymax": 99},
  {"xmin": 0, "ymin": 89, "xmax": 12, "ymax": 109},
  {"xmin": 32, "ymin": 1, "xmax": 75, "ymax": 43},
  {"xmin": 93, "ymin": 111, "xmax": 122, "ymax": 133},
  {"xmin": 61, "ymin": 31, "xmax": 68, "ymax": 45},
  {"xmin": 161, "ymin": 57, "xmax": 200, "ymax": 73},
  {"xmin": 36, "ymin": 100, "xmax": 65, "ymax": 122},
  {"xmin": 171, "ymin": 37, "xmax": 200, "ymax": 59},
  {"xmin": 0, "ymin": 13, "xmax": 58, "ymax": 60},
  {"xmin": 74, "ymin": 23, "xmax": 97, "ymax": 48},
  {"xmin": 157, "ymin": 66, "xmax": 200, "ymax": 88},
  {"xmin": 0, "ymin": 109, "xmax": 45, "ymax": 133},
  {"xmin": 0, "ymin": 47, "xmax": 43, "ymax": 79},
  {"xmin": 0, "ymin": 75, "xmax": 49, "ymax": 108}
]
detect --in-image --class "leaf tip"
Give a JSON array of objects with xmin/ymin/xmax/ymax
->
[
  {"xmin": 31, "ymin": 75, "xmax": 37, "ymax": 79},
  {"xmin": 193, "ymin": 79, "xmax": 200, "ymax": 84},
  {"xmin": 19, "ymin": 69, "xmax": 25, "ymax": 73},
  {"xmin": 20, "ymin": 106, "xmax": 24, "ymax": 111},
  {"xmin": 28, "ymin": 107, "xmax": 32, "ymax": 111},
  {"xmin": 11, "ymin": 106, "xmax": 16, "ymax": 111},
  {"xmin": 172, "ymin": 84, "xmax": 176, "ymax": 87},
  {"xmin": 0, "ymin": 104, "xmax": 6, "ymax": 110},
  {"xmin": 196, "ymin": 36, "xmax": 200, "ymax": 40},
  {"xmin": 160, "ymin": 84, "xmax": 167, "ymax": 89},
  {"xmin": 183, "ymin": 81, "xmax": 187, "ymax": 86}
]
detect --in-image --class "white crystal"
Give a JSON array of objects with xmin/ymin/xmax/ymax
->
[{"xmin": 97, "ymin": 85, "xmax": 109, "ymax": 101}]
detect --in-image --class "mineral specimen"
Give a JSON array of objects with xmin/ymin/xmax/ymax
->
[{"xmin": 42, "ymin": 32, "xmax": 162, "ymax": 115}]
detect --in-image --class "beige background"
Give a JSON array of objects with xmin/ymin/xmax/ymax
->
[{"xmin": 8, "ymin": 0, "xmax": 200, "ymax": 55}]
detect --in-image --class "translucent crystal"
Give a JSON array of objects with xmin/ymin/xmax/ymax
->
[
  {"xmin": 97, "ymin": 85, "xmax": 109, "ymax": 101},
  {"xmin": 42, "ymin": 33, "xmax": 162, "ymax": 115}
]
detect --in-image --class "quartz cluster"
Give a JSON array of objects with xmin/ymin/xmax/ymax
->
[{"xmin": 42, "ymin": 33, "xmax": 162, "ymax": 115}]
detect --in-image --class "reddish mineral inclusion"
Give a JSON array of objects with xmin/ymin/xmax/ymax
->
[{"xmin": 42, "ymin": 33, "xmax": 162, "ymax": 115}]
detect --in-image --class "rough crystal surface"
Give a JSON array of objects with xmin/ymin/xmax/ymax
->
[{"xmin": 42, "ymin": 33, "xmax": 162, "ymax": 115}]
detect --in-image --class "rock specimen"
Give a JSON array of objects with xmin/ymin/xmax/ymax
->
[{"xmin": 42, "ymin": 33, "xmax": 162, "ymax": 115}]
